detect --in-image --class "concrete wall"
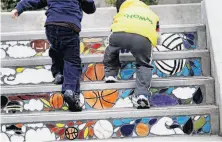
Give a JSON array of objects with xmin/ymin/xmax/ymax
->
[
  {"xmin": 95, "ymin": 0, "xmax": 203, "ymax": 7},
  {"xmin": 202, "ymin": 0, "xmax": 222, "ymax": 136},
  {"xmin": 1, "ymin": 3, "xmax": 202, "ymax": 33}
]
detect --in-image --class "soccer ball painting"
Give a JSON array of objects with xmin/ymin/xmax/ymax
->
[{"xmin": 153, "ymin": 34, "xmax": 186, "ymax": 75}]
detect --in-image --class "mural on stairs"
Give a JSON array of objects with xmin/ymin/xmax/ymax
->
[
  {"xmin": 1, "ymin": 86, "xmax": 204, "ymax": 113},
  {"xmin": 0, "ymin": 115, "xmax": 211, "ymax": 141},
  {"xmin": 0, "ymin": 59, "xmax": 202, "ymax": 85},
  {"xmin": 0, "ymin": 33, "xmax": 197, "ymax": 59}
]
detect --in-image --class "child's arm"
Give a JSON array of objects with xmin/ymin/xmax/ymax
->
[
  {"xmin": 80, "ymin": 0, "xmax": 96, "ymax": 14},
  {"xmin": 156, "ymin": 21, "xmax": 162, "ymax": 45},
  {"xmin": 13, "ymin": 0, "xmax": 47, "ymax": 17}
]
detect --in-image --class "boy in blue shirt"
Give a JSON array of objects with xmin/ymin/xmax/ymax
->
[{"xmin": 11, "ymin": 0, "xmax": 96, "ymax": 112}]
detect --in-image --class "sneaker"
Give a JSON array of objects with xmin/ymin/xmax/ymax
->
[
  {"xmin": 136, "ymin": 95, "xmax": 151, "ymax": 109},
  {"xmin": 105, "ymin": 76, "xmax": 118, "ymax": 83},
  {"xmin": 63, "ymin": 90, "xmax": 82, "ymax": 112},
  {"xmin": 54, "ymin": 73, "xmax": 64, "ymax": 84}
]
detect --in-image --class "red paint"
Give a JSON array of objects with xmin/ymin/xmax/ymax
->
[
  {"xmin": 91, "ymin": 43, "xmax": 102, "ymax": 49},
  {"xmin": 67, "ymin": 122, "xmax": 74, "ymax": 127},
  {"xmin": 86, "ymin": 121, "xmax": 96, "ymax": 127},
  {"xmin": 78, "ymin": 130, "xmax": 84, "ymax": 139},
  {"xmin": 51, "ymin": 127, "xmax": 59, "ymax": 133},
  {"xmin": 117, "ymin": 130, "xmax": 121, "ymax": 137},
  {"xmin": 46, "ymin": 124, "xmax": 55, "ymax": 129},
  {"xmin": 8, "ymin": 94, "xmax": 49, "ymax": 101},
  {"xmin": 57, "ymin": 128, "xmax": 65, "ymax": 136}
]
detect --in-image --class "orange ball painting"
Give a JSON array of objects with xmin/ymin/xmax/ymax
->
[
  {"xmin": 136, "ymin": 123, "xmax": 150, "ymax": 137},
  {"xmin": 83, "ymin": 90, "xmax": 118, "ymax": 109},
  {"xmin": 49, "ymin": 93, "xmax": 64, "ymax": 109},
  {"xmin": 84, "ymin": 64, "xmax": 105, "ymax": 81}
]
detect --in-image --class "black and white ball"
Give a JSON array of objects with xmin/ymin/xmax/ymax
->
[{"xmin": 153, "ymin": 34, "xmax": 186, "ymax": 75}]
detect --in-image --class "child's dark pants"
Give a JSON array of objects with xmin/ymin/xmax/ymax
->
[
  {"xmin": 45, "ymin": 25, "xmax": 82, "ymax": 93},
  {"xmin": 103, "ymin": 32, "xmax": 153, "ymax": 97}
]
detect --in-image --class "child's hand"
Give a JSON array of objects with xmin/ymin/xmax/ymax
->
[{"xmin": 11, "ymin": 9, "xmax": 19, "ymax": 19}]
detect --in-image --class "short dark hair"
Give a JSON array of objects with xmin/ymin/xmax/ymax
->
[{"xmin": 116, "ymin": 0, "xmax": 126, "ymax": 12}]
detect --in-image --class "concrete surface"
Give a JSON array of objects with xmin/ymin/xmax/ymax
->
[
  {"xmin": 57, "ymin": 135, "xmax": 222, "ymax": 142},
  {"xmin": 95, "ymin": 0, "xmax": 203, "ymax": 7},
  {"xmin": 202, "ymin": 0, "xmax": 222, "ymax": 136},
  {"xmin": 1, "ymin": 4, "xmax": 202, "ymax": 33}
]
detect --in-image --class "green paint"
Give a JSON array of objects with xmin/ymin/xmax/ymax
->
[
  {"xmin": 124, "ymin": 14, "xmax": 153, "ymax": 24},
  {"xmin": 194, "ymin": 116, "xmax": 206, "ymax": 131},
  {"xmin": 150, "ymin": 88, "xmax": 158, "ymax": 93}
]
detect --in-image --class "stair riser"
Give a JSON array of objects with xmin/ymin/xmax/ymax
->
[
  {"xmin": 0, "ymin": 57, "xmax": 204, "ymax": 86},
  {"xmin": 0, "ymin": 114, "xmax": 213, "ymax": 141},
  {"xmin": 1, "ymin": 85, "xmax": 208, "ymax": 114},
  {"xmin": 1, "ymin": 32, "xmax": 199, "ymax": 60}
]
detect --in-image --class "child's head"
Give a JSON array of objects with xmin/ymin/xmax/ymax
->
[{"xmin": 116, "ymin": 0, "xmax": 126, "ymax": 12}]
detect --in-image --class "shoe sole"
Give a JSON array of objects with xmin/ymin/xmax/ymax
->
[
  {"xmin": 137, "ymin": 99, "xmax": 150, "ymax": 109},
  {"xmin": 63, "ymin": 95, "xmax": 82, "ymax": 112},
  {"xmin": 105, "ymin": 80, "xmax": 117, "ymax": 83}
]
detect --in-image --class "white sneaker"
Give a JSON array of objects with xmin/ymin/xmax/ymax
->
[
  {"xmin": 136, "ymin": 95, "xmax": 151, "ymax": 109},
  {"xmin": 105, "ymin": 76, "xmax": 118, "ymax": 83}
]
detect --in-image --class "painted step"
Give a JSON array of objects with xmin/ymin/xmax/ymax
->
[
  {"xmin": 1, "ymin": 24, "xmax": 206, "ymax": 61},
  {"xmin": 0, "ymin": 105, "xmax": 219, "ymax": 141},
  {"xmin": 0, "ymin": 50, "xmax": 210, "ymax": 87},
  {"xmin": 0, "ymin": 77, "xmax": 215, "ymax": 113}
]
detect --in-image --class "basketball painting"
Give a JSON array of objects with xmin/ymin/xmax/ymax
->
[
  {"xmin": 65, "ymin": 127, "xmax": 78, "ymax": 140},
  {"xmin": 49, "ymin": 93, "xmax": 64, "ymax": 109},
  {"xmin": 84, "ymin": 64, "xmax": 105, "ymax": 81},
  {"xmin": 153, "ymin": 34, "xmax": 186, "ymax": 75},
  {"xmin": 83, "ymin": 90, "xmax": 118, "ymax": 109}
]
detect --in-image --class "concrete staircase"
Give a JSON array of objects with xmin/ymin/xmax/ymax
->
[{"xmin": 0, "ymin": 2, "xmax": 221, "ymax": 142}]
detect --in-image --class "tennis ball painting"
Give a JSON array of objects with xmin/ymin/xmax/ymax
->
[{"xmin": 94, "ymin": 120, "xmax": 114, "ymax": 139}]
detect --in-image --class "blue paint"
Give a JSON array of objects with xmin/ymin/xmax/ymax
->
[
  {"xmin": 183, "ymin": 66, "xmax": 189, "ymax": 76},
  {"xmin": 126, "ymin": 63, "xmax": 132, "ymax": 69},
  {"xmin": 177, "ymin": 116, "xmax": 190, "ymax": 125},
  {"xmin": 85, "ymin": 103, "xmax": 92, "ymax": 110},
  {"xmin": 152, "ymin": 64, "xmax": 157, "ymax": 74},
  {"xmin": 122, "ymin": 119, "xmax": 132, "ymax": 124},
  {"xmin": 149, "ymin": 119, "xmax": 157, "ymax": 125},
  {"xmin": 141, "ymin": 118, "xmax": 150, "ymax": 124},
  {"xmin": 193, "ymin": 59, "xmax": 201, "ymax": 68},
  {"xmin": 120, "ymin": 124, "xmax": 135, "ymax": 137},
  {"xmin": 205, "ymin": 116, "xmax": 210, "ymax": 122},
  {"xmin": 176, "ymin": 70, "xmax": 183, "ymax": 77},
  {"xmin": 150, "ymin": 94, "xmax": 178, "ymax": 107},
  {"xmin": 183, "ymin": 40, "xmax": 191, "ymax": 49},
  {"xmin": 135, "ymin": 119, "xmax": 142, "ymax": 124},
  {"xmin": 191, "ymin": 66, "xmax": 201, "ymax": 76},
  {"xmin": 121, "ymin": 89, "xmax": 133, "ymax": 98},
  {"xmin": 166, "ymin": 87, "xmax": 174, "ymax": 95},
  {"xmin": 202, "ymin": 122, "xmax": 211, "ymax": 133},
  {"xmin": 186, "ymin": 33, "xmax": 195, "ymax": 40},
  {"xmin": 157, "ymin": 70, "xmax": 163, "ymax": 77},
  {"xmin": 191, "ymin": 45, "xmax": 196, "ymax": 49},
  {"xmin": 113, "ymin": 120, "xmax": 123, "ymax": 126},
  {"xmin": 121, "ymin": 69, "xmax": 136, "ymax": 80}
]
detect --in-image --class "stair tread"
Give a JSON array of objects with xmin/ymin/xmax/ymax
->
[
  {"xmin": 1, "ymin": 24, "xmax": 205, "ymax": 41},
  {"xmin": 1, "ymin": 76, "xmax": 214, "ymax": 94},
  {"xmin": 1, "ymin": 50, "xmax": 209, "ymax": 67},
  {"xmin": 1, "ymin": 105, "xmax": 218, "ymax": 124}
]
